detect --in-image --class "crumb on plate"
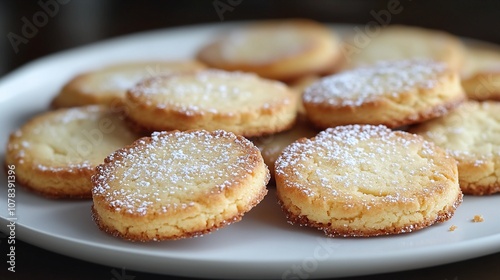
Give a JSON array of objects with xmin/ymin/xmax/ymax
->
[{"xmin": 472, "ymin": 215, "xmax": 484, "ymax": 223}]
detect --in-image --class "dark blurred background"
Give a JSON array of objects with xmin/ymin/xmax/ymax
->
[
  {"xmin": 1, "ymin": 0, "xmax": 500, "ymax": 78},
  {"xmin": 1, "ymin": 1, "xmax": 500, "ymax": 279}
]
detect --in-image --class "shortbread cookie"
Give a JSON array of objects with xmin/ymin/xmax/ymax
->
[
  {"xmin": 461, "ymin": 46, "xmax": 500, "ymax": 101},
  {"xmin": 409, "ymin": 101, "xmax": 500, "ymax": 195},
  {"xmin": 341, "ymin": 25, "xmax": 465, "ymax": 71},
  {"xmin": 91, "ymin": 130, "xmax": 269, "ymax": 241},
  {"xmin": 303, "ymin": 59, "xmax": 465, "ymax": 129},
  {"xmin": 197, "ymin": 19, "xmax": 342, "ymax": 81},
  {"xmin": 252, "ymin": 116, "xmax": 318, "ymax": 178},
  {"xmin": 51, "ymin": 60, "xmax": 206, "ymax": 108},
  {"xmin": 125, "ymin": 70, "xmax": 297, "ymax": 137},
  {"xmin": 275, "ymin": 125, "xmax": 462, "ymax": 237},
  {"xmin": 5, "ymin": 106, "xmax": 141, "ymax": 198}
]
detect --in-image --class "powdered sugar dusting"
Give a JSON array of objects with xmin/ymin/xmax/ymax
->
[
  {"xmin": 92, "ymin": 130, "xmax": 260, "ymax": 215},
  {"xmin": 96, "ymin": 73, "xmax": 146, "ymax": 91},
  {"xmin": 56, "ymin": 105, "xmax": 103, "ymax": 123},
  {"xmin": 128, "ymin": 70, "xmax": 291, "ymax": 114},
  {"xmin": 36, "ymin": 161, "xmax": 93, "ymax": 172},
  {"xmin": 275, "ymin": 124, "xmax": 447, "ymax": 205},
  {"xmin": 415, "ymin": 101, "xmax": 500, "ymax": 160},
  {"xmin": 303, "ymin": 59, "xmax": 448, "ymax": 106}
]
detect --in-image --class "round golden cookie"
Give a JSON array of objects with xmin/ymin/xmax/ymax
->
[
  {"xmin": 409, "ymin": 101, "xmax": 500, "ymax": 195},
  {"xmin": 125, "ymin": 69, "xmax": 298, "ymax": 137},
  {"xmin": 340, "ymin": 25, "xmax": 465, "ymax": 71},
  {"xmin": 196, "ymin": 19, "xmax": 342, "ymax": 82},
  {"xmin": 5, "ymin": 105, "xmax": 141, "ymax": 198},
  {"xmin": 51, "ymin": 60, "xmax": 206, "ymax": 108},
  {"xmin": 91, "ymin": 130, "xmax": 270, "ymax": 241},
  {"xmin": 303, "ymin": 59, "xmax": 465, "ymax": 129},
  {"xmin": 461, "ymin": 46, "xmax": 500, "ymax": 101},
  {"xmin": 275, "ymin": 125, "xmax": 462, "ymax": 237}
]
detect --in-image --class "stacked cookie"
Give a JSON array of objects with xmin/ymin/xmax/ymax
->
[{"xmin": 5, "ymin": 19, "xmax": 500, "ymax": 241}]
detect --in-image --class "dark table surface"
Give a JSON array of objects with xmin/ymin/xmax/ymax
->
[{"xmin": 1, "ymin": 1, "xmax": 500, "ymax": 279}]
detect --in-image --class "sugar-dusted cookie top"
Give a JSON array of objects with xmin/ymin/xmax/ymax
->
[
  {"xmin": 275, "ymin": 124, "xmax": 462, "ymax": 237},
  {"xmin": 303, "ymin": 59, "xmax": 465, "ymax": 128},
  {"xmin": 125, "ymin": 69, "xmax": 297, "ymax": 137},
  {"xmin": 92, "ymin": 130, "xmax": 269, "ymax": 241}
]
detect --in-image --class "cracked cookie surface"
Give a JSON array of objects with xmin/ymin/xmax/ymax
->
[
  {"xmin": 91, "ymin": 130, "xmax": 269, "ymax": 241},
  {"xmin": 410, "ymin": 101, "xmax": 500, "ymax": 195},
  {"xmin": 274, "ymin": 124, "xmax": 462, "ymax": 237}
]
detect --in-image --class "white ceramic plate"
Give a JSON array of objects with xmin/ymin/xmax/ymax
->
[{"xmin": 1, "ymin": 23, "xmax": 500, "ymax": 279}]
